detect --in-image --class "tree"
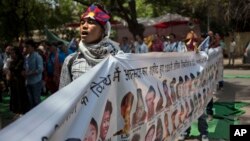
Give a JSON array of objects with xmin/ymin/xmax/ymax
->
[
  {"xmin": 229, "ymin": 0, "xmax": 250, "ymax": 31},
  {"xmin": 145, "ymin": 0, "xmax": 250, "ymax": 33},
  {"xmin": 0, "ymin": 0, "xmax": 23, "ymax": 42},
  {"xmin": 0, "ymin": 0, "xmax": 81, "ymax": 42}
]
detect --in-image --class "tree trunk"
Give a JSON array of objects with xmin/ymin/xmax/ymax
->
[{"xmin": 127, "ymin": 21, "xmax": 145, "ymax": 39}]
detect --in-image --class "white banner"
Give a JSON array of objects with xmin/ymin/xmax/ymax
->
[{"xmin": 0, "ymin": 48, "xmax": 223, "ymax": 141}]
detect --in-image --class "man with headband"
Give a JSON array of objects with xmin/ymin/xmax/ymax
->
[{"xmin": 59, "ymin": 4, "xmax": 120, "ymax": 88}]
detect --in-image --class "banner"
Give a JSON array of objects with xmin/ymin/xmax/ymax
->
[{"xmin": 0, "ymin": 48, "xmax": 223, "ymax": 141}]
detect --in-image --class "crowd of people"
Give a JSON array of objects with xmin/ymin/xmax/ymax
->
[
  {"xmin": 0, "ymin": 3, "xmax": 228, "ymax": 141},
  {"xmin": 119, "ymin": 29, "xmax": 226, "ymax": 55},
  {"xmin": 0, "ymin": 39, "xmax": 75, "ymax": 116}
]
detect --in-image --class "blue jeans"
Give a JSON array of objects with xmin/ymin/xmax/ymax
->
[
  {"xmin": 197, "ymin": 113, "xmax": 208, "ymax": 136},
  {"xmin": 27, "ymin": 80, "xmax": 42, "ymax": 109}
]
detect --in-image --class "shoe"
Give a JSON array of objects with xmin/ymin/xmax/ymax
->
[
  {"xmin": 178, "ymin": 133, "xmax": 189, "ymax": 141},
  {"xmin": 201, "ymin": 135, "xmax": 209, "ymax": 141},
  {"xmin": 178, "ymin": 134, "xmax": 185, "ymax": 141},
  {"xmin": 207, "ymin": 114, "xmax": 213, "ymax": 121}
]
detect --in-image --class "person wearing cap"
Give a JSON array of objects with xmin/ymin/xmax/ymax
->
[{"xmin": 59, "ymin": 4, "xmax": 120, "ymax": 89}]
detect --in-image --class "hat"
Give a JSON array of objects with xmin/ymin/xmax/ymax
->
[
  {"xmin": 81, "ymin": 4, "xmax": 110, "ymax": 26},
  {"xmin": 81, "ymin": 4, "xmax": 112, "ymax": 38}
]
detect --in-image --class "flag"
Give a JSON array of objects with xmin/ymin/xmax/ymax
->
[
  {"xmin": 199, "ymin": 36, "xmax": 210, "ymax": 51},
  {"xmin": 44, "ymin": 26, "xmax": 69, "ymax": 46}
]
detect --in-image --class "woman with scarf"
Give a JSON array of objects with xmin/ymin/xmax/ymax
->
[{"xmin": 59, "ymin": 4, "xmax": 120, "ymax": 89}]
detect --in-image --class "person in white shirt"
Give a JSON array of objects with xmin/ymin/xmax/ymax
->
[
  {"xmin": 135, "ymin": 35, "xmax": 148, "ymax": 53},
  {"xmin": 163, "ymin": 36, "xmax": 171, "ymax": 52},
  {"xmin": 228, "ymin": 38, "xmax": 236, "ymax": 66},
  {"xmin": 120, "ymin": 37, "xmax": 131, "ymax": 53},
  {"xmin": 164, "ymin": 33, "xmax": 178, "ymax": 52}
]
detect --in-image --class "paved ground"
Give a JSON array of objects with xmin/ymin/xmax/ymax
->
[{"xmin": 222, "ymin": 58, "xmax": 250, "ymax": 126}]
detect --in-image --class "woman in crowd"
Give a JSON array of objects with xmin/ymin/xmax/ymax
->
[{"xmin": 7, "ymin": 47, "xmax": 30, "ymax": 115}]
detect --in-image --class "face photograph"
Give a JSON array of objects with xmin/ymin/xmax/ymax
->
[
  {"xmin": 100, "ymin": 100, "xmax": 112, "ymax": 141},
  {"xmin": 189, "ymin": 99, "xmax": 194, "ymax": 118},
  {"xmin": 164, "ymin": 113, "xmax": 170, "ymax": 138},
  {"xmin": 171, "ymin": 110, "xmax": 178, "ymax": 133},
  {"xmin": 133, "ymin": 88, "xmax": 146, "ymax": 126},
  {"xmin": 178, "ymin": 104, "xmax": 185, "ymax": 127},
  {"xmin": 119, "ymin": 92, "xmax": 134, "ymax": 134},
  {"xmin": 131, "ymin": 134, "xmax": 140, "ymax": 141},
  {"xmin": 155, "ymin": 118, "xmax": 163, "ymax": 141},
  {"xmin": 156, "ymin": 84, "xmax": 164, "ymax": 113},
  {"xmin": 185, "ymin": 100, "xmax": 190, "ymax": 119},
  {"xmin": 145, "ymin": 125, "xmax": 155, "ymax": 141},
  {"xmin": 136, "ymin": 102, "xmax": 145, "ymax": 120},
  {"xmin": 146, "ymin": 86, "xmax": 156, "ymax": 120},
  {"xmin": 84, "ymin": 118, "xmax": 98, "ymax": 141},
  {"xmin": 170, "ymin": 78, "xmax": 177, "ymax": 102},
  {"xmin": 162, "ymin": 80, "xmax": 173, "ymax": 108},
  {"xmin": 133, "ymin": 92, "xmax": 146, "ymax": 127}
]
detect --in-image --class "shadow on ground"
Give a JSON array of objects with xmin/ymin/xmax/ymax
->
[{"xmin": 215, "ymin": 81, "xmax": 248, "ymax": 102}]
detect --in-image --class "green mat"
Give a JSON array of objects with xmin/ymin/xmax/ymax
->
[
  {"xmin": 224, "ymin": 75, "xmax": 250, "ymax": 79},
  {"xmin": 190, "ymin": 102, "xmax": 250, "ymax": 140},
  {"xmin": 0, "ymin": 95, "xmax": 14, "ymax": 121}
]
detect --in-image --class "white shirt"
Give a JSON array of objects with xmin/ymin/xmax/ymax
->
[
  {"xmin": 229, "ymin": 41, "xmax": 236, "ymax": 53},
  {"xmin": 136, "ymin": 42, "xmax": 148, "ymax": 53}
]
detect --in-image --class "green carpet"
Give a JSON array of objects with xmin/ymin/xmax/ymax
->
[
  {"xmin": 190, "ymin": 102, "xmax": 250, "ymax": 140},
  {"xmin": 224, "ymin": 75, "xmax": 250, "ymax": 79}
]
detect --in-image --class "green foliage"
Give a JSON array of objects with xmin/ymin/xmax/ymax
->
[
  {"xmin": 144, "ymin": 0, "xmax": 250, "ymax": 33},
  {"xmin": 136, "ymin": 0, "xmax": 154, "ymax": 17},
  {"xmin": 0, "ymin": 0, "xmax": 82, "ymax": 42}
]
